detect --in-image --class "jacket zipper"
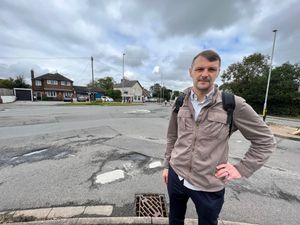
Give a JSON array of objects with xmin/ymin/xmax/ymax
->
[{"xmin": 190, "ymin": 120, "xmax": 199, "ymax": 173}]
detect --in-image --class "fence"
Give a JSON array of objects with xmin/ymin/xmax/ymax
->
[{"xmin": 0, "ymin": 88, "xmax": 13, "ymax": 96}]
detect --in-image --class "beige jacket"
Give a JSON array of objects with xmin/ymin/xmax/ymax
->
[{"xmin": 163, "ymin": 87, "xmax": 276, "ymax": 192}]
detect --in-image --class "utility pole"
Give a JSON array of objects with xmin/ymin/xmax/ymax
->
[
  {"xmin": 263, "ymin": 29, "xmax": 277, "ymax": 121},
  {"xmin": 162, "ymin": 72, "xmax": 164, "ymax": 101},
  {"xmin": 122, "ymin": 53, "xmax": 125, "ymax": 103},
  {"xmin": 91, "ymin": 56, "xmax": 94, "ymax": 102}
]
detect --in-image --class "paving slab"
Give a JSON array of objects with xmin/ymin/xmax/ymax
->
[
  {"xmin": 14, "ymin": 208, "xmax": 52, "ymax": 219},
  {"xmin": 47, "ymin": 206, "xmax": 85, "ymax": 219},
  {"xmin": 77, "ymin": 216, "xmax": 152, "ymax": 224},
  {"xmin": 83, "ymin": 205, "xmax": 113, "ymax": 216},
  {"xmin": 221, "ymin": 220, "xmax": 258, "ymax": 225}
]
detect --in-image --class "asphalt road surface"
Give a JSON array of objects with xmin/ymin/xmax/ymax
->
[{"xmin": 0, "ymin": 102, "xmax": 299, "ymax": 225}]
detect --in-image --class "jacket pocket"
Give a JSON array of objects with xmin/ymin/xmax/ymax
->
[
  {"xmin": 203, "ymin": 112, "xmax": 228, "ymax": 138},
  {"xmin": 177, "ymin": 109, "xmax": 193, "ymax": 130}
]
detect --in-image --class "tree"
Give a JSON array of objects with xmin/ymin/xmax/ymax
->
[
  {"xmin": 0, "ymin": 75, "xmax": 30, "ymax": 89},
  {"xmin": 88, "ymin": 76, "xmax": 115, "ymax": 91},
  {"xmin": 14, "ymin": 75, "xmax": 31, "ymax": 88},
  {"xmin": 220, "ymin": 53, "xmax": 269, "ymax": 112},
  {"xmin": 220, "ymin": 53, "xmax": 300, "ymax": 116},
  {"xmin": 106, "ymin": 89, "xmax": 121, "ymax": 101},
  {"xmin": 266, "ymin": 63, "xmax": 300, "ymax": 116},
  {"xmin": 0, "ymin": 78, "xmax": 14, "ymax": 89},
  {"xmin": 150, "ymin": 83, "xmax": 162, "ymax": 98}
]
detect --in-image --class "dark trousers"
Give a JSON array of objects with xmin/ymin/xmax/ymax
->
[{"xmin": 167, "ymin": 166, "xmax": 225, "ymax": 225}]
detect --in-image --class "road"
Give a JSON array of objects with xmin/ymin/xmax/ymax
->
[{"xmin": 0, "ymin": 102, "xmax": 299, "ymax": 225}]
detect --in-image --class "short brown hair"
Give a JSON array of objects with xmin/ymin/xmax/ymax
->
[{"xmin": 191, "ymin": 50, "xmax": 221, "ymax": 67}]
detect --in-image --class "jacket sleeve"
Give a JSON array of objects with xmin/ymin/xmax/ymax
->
[
  {"xmin": 233, "ymin": 96, "xmax": 277, "ymax": 178},
  {"xmin": 163, "ymin": 110, "xmax": 178, "ymax": 168}
]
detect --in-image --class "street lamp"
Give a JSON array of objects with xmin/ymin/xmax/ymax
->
[
  {"xmin": 122, "ymin": 53, "xmax": 125, "ymax": 103},
  {"xmin": 263, "ymin": 29, "xmax": 278, "ymax": 121}
]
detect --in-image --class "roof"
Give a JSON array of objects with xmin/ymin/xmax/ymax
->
[
  {"xmin": 142, "ymin": 88, "xmax": 151, "ymax": 97},
  {"xmin": 73, "ymin": 86, "xmax": 105, "ymax": 94},
  {"xmin": 114, "ymin": 79, "xmax": 142, "ymax": 88},
  {"xmin": 33, "ymin": 73, "xmax": 73, "ymax": 82}
]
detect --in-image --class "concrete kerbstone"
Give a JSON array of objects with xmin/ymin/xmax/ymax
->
[
  {"xmin": 14, "ymin": 208, "xmax": 52, "ymax": 219},
  {"xmin": 46, "ymin": 206, "xmax": 85, "ymax": 219},
  {"xmin": 83, "ymin": 205, "xmax": 113, "ymax": 216},
  {"xmin": 77, "ymin": 216, "xmax": 152, "ymax": 224},
  {"xmin": 221, "ymin": 220, "xmax": 258, "ymax": 225},
  {"xmin": 1, "ymin": 218, "xmax": 79, "ymax": 225}
]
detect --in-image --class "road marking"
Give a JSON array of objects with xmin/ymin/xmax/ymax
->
[
  {"xmin": 23, "ymin": 149, "xmax": 48, "ymax": 157},
  {"xmin": 95, "ymin": 170, "xmax": 125, "ymax": 184},
  {"xmin": 149, "ymin": 161, "xmax": 162, "ymax": 168}
]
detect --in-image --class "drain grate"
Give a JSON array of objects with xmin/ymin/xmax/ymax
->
[{"xmin": 135, "ymin": 193, "xmax": 167, "ymax": 217}]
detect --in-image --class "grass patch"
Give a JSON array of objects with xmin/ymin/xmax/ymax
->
[{"xmin": 62, "ymin": 102, "xmax": 144, "ymax": 106}]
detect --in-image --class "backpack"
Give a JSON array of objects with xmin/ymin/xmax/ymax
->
[{"xmin": 173, "ymin": 92, "xmax": 236, "ymax": 136}]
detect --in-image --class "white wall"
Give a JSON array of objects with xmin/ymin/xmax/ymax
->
[{"xmin": 1, "ymin": 96, "xmax": 16, "ymax": 103}]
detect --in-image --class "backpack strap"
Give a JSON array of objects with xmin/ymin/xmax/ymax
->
[
  {"xmin": 222, "ymin": 92, "xmax": 236, "ymax": 136},
  {"xmin": 173, "ymin": 94, "xmax": 186, "ymax": 113},
  {"xmin": 174, "ymin": 91, "xmax": 236, "ymax": 136}
]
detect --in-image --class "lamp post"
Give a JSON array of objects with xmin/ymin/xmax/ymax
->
[
  {"xmin": 263, "ymin": 29, "xmax": 278, "ymax": 121},
  {"xmin": 122, "ymin": 53, "xmax": 125, "ymax": 103}
]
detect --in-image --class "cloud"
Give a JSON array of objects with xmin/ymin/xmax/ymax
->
[{"xmin": 0, "ymin": 0, "xmax": 299, "ymax": 91}]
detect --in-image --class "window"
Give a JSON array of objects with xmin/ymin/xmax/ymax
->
[
  {"xmin": 64, "ymin": 92, "xmax": 72, "ymax": 97},
  {"xmin": 61, "ymin": 81, "xmax": 71, "ymax": 86},
  {"xmin": 46, "ymin": 91, "xmax": 56, "ymax": 97},
  {"xmin": 35, "ymin": 80, "xmax": 42, "ymax": 86},
  {"xmin": 47, "ymin": 80, "xmax": 58, "ymax": 85},
  {"xmin": 124, "ymin": 91, "xmax": 128, "ymax": 94}
]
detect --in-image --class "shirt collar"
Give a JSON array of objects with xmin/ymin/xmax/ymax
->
[{"xmin": 190, "ymin": 87, "xmax": 215, "ymax": 104}]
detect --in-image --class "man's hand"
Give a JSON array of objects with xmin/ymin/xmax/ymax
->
[
  {"xmin": 162, "ymin": 168, "xmax": 169, "ymax": 185},
  {"xmin": 215, "ymin": 163, "xmax": 241, "ymax": 182}
]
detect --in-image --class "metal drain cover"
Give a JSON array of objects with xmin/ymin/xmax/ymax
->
[{"xmin": 135, "ymin": 193, "xmax": 167, "ymax": 217}]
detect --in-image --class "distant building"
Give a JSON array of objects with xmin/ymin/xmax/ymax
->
[
  {"xmin": 73, "ymin": 85, "xmax": 105, "ymax": 101},
  {"xmin": 114, "ymin": 79, "xmax": 145, "ymax": 102},
  {"xmin": 31, "ymin": 70, "xmax": 74, "ymax": 101}
]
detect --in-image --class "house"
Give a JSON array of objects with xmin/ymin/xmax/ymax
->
[
  {"xmin": 31, "ymin": 70, "xmax": 74, "ymax": 101},
  {"xmin": 114, "ymin": 78, "xmax": 145, "ymax": 102}
]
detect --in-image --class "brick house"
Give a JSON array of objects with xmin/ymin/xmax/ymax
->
[{"xmin": 31, "ymin": 70, "xmax": 74, "ymax": 101}]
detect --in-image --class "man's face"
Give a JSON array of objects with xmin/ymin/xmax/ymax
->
[{"xmin": 189, "ymin": 56, "xmax": 220, "ymax": 93}]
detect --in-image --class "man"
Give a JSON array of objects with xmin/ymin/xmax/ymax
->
[{"xmin": 162, "ymin": 50, "xmax": 276, "ymax": 225}]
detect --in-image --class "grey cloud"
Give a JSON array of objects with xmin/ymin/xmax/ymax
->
[
  {"xmin": 124, "ymin": 45, "xmax": 149, "ymax": 67},
  {"xmin": 0, "ymin": 62, "xmax": 48, "ymax": 78}
]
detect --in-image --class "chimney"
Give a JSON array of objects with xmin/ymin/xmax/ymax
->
[{"xmin": 31, "ymin": 69, "xmax": 34, "ymax": 79}]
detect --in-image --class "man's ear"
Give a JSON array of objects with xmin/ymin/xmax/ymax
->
[{"xmin": 189, "ymin": 68, "xmax": 192, "ymax": 77}]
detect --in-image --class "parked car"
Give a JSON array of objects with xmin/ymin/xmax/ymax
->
[
  {"xmin": 100, "ymin": 96, "xmax": 114, "ymax": 102},
  {"xmin": 77, "ymin": 96, "xmax": 88, "ymax": 102},
  {"xmin": 63, "ymin": 97, "xmax": 73, "ymax": 102}
]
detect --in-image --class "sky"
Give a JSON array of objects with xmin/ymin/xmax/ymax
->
[{"xmin": 0, "ymin": 0, "xmax": 299, "ymax": 91}]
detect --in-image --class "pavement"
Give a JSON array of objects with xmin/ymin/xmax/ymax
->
[
  {"xmin": 268, "ymin": 123, "xmax": 300, "ymax": 141},
  {"xmin": 0, "ymin": 106, "xmax": 298, "ymax": 225}
]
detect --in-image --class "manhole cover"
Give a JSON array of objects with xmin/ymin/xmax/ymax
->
[{"xmin": 135, "ymin": 193, "xmax": 167, "ymax": 217}]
